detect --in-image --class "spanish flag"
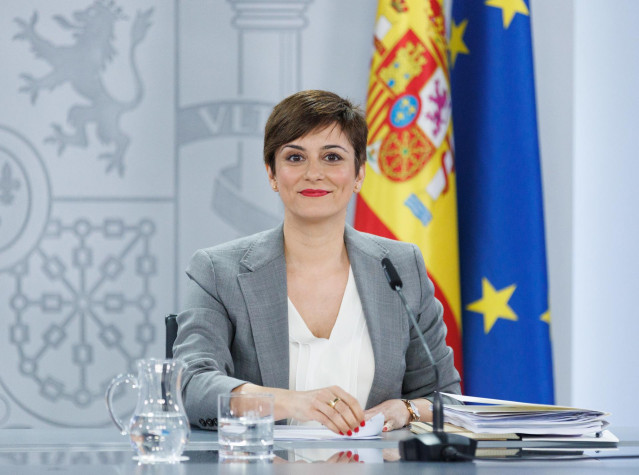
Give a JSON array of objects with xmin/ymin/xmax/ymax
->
[{"xmin": 355, "ymin": 0, "xmax": 463, "ymax": 376}]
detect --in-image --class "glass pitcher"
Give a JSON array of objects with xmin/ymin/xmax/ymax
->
[{"xmin": 106, "ymin": 358, "xmax": 191, "ymax": 463}]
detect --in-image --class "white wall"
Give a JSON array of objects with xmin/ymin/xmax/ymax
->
[
  {"xmin": 534, "ymin": 0, "xmax": 639, "ymax": 425},
  {"xmin": 572, "ymin": 0, "xmax": 639, "ymax": 426},
  {"xmin": 531, "ymin": 0, "xmax": 575, "ymax": 408}
]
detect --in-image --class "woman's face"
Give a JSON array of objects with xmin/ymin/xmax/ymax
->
[{"xmin": 267, "ymin": 124, "xmax": 365, "ymax": 225}]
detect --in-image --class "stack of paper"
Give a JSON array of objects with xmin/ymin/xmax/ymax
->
[
  {"xmin": 442, "ymin": 393, "xmax": 609, "ymax": 436},
  {"xmin": 410, "ymin": 421, "xmax": 520, "ymax": 440}
]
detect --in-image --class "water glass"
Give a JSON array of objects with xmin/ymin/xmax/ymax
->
[{"xmin": 217, "ymin": 393, "xmax": 274, "ymax": 460}]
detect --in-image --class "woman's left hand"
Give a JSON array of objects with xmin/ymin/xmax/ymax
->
[{"xmin": 364, "ymin": 399, "xmax": 411, "ymax": 432}]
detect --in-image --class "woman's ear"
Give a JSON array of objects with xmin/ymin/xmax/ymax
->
[
  {"xmin": 266, "ymin": 165, "xmax": 278, "ymax": 191},
  {"xmin": 355, "ymin": 163, "xmax": 366, "ymax": 192}
]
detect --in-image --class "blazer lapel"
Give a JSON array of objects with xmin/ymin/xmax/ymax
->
[
  {"xmin": 237, "ymin": 226, "xmax": 289, "ymax": 390},
  {"xmin": 344, "ymin": 226, "xmax": 403, "ymax": 408}
]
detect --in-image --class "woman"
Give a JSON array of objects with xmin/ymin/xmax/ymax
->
[{"xmin": 173, "ymin": 90, "xmax": 461, "ymax": 436}]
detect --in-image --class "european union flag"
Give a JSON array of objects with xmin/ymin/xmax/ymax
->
[{"xmin": 450, "ymin": 0, "xmax": 554, "ymax": 403}]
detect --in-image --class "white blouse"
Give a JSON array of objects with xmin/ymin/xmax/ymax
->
[{"xmin": 288, "ymin": 266, "xmax": 375, "ymax": 425}]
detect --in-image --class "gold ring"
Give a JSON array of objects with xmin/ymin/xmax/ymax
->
[{"xmin": 328, "ymin": 397, "xmax": 340, "ymax": 409}]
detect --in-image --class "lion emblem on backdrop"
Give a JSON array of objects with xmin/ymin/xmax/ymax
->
[{"xmin": 13, "ymin": 1, "xmax": 153, "ymax": 176}]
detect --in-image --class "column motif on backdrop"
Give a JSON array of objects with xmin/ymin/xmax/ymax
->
[
  {"xmin": 176, "ymin": 0, "xmax": 312, "ymax": 237},
  {"xmin": 355, "ymin": 0, "xmax": 463, "ymax": 376}
]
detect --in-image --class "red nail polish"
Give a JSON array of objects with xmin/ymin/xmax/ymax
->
[
  {"xmin": 346, "ymin": 451, "xmax": 352, "ymax": 458},
  {"xmin": 382, "ymin": 426, "xmax": 388, "ymax": 432},
  {"xmin": 338, "ymin": 451, "xmax": 344, "ymax": 456},
  {"xmin": 354, "ymin": 427, "xmax": 359, "ymax": 433},
  {"xmin": 360, "ymin": 420, "xmax": 366, "ymax": 427},
  {"xmin": 339, "ymin": 431, "xmax": 344, "ymax": 435},
  {"xmin": 354, "ymin": 454, "xmax": 360, "ymax": 462},
  {"xmin": 347, "ymin": 430, "xmax": 352, "ymax": 436}
]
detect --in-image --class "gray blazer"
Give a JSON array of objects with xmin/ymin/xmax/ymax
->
[{"xmin": 173, "ymin": 224, "xmax": 461, "ymax": 429}]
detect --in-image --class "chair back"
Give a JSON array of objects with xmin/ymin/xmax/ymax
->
[{"xmin": 165, "ymin": 314, "xmax": 178, "ymax": 358}]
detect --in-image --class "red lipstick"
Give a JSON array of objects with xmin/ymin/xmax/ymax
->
[{"xmin": 300, "ymin": 189, "xmax": 329, "ymax": 197}]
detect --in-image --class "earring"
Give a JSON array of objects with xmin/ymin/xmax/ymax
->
[{"xmin": 272, "ymin": 183, "xmax": 278, "ymax": 192}]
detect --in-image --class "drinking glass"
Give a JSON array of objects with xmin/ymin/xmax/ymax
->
[{"xmin": 217, "ymin": 393, "xmax": 274, "ymax": 460}]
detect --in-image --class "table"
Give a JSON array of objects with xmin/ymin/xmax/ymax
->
[{"xmin": 0, "ymin": 427, "xmax": 638, "ymax": 474}]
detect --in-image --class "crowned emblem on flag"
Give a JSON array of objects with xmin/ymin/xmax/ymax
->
[{"xmin": 379, "ymin": 41, "xmax": 428, "ymax": 94}]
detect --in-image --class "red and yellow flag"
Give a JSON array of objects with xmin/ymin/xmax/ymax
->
[{"xmin": 355, "ymin": 0, "xmax": 463, "ymax": 376}]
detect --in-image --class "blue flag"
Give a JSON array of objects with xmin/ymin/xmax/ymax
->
[{"xmin": 449, "ymin": 0, "xmax": 554, "ymax": 403}]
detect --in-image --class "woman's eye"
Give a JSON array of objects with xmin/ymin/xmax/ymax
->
[
  {"xmin": 286, "ymin": 154, "xmax": 304, "ymax": 162},
  {"xmin": 325, "ymin": 153, "xmax": 342, "ymax": 162}
]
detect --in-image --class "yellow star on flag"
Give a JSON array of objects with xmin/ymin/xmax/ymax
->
[
  {"xmin": 466, "ymin": 278, "xmax": 518, "ymax": 334},
  {"xmin": 540, "ymin": 310, "xmax": 551, "ymax": 324},
  {"xmin": 485, "ymin": 0, "xmax": 529, "ymax": 29},
  {"xmin": 449, "ymin": 19, "xmax": 470, "ymax": 68}
]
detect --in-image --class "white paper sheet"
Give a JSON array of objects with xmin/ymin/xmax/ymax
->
[{"xmin": 274, "ymin": 412, "xmax": 384, "ymax": 440}]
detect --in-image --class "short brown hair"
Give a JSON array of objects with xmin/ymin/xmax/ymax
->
[{"xmin": 264, "ymin": 90, "xmax": 368, "ymax": 176}]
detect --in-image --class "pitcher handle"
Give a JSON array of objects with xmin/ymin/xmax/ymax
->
[{"xmin": 105, "ymin": 373, "xmax": 138, "ymax": 435}]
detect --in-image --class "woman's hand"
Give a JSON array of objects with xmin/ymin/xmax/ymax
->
[
  {"xmin": 325, "ymin": 450, "xmax": 363, "ymax": 463},
  {"xmin": 364, "ymin": 398, "xmax": 433, "ymax": 432},
  {"xmin": 235, "ymin": 383, "xmax": 365, "ymax": 435},
  {"xmin": 284, "ymin": 385, "xmax": 365, "ymax": 435},
  {"xmin": 364, "ymin": 399, "xmax": 410, "ymax": 432}
]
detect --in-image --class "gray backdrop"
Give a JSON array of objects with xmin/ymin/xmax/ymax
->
[{"xmin": 0, "ymin": 0, "xmax": 376, "ymax": 429}]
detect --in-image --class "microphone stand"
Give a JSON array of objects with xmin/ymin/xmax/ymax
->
[
  {"xmin": 382, "ymin": 258, "xmax": 476, "ymax": 462},
  {"xmin": 394, "ymin": 288, "xmax": 445, "ymax": 434}
]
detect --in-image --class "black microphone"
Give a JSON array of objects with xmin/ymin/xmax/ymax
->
[{"xmin": 381, "ymin": 257, "xmax": 476, "ymax": 462}]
